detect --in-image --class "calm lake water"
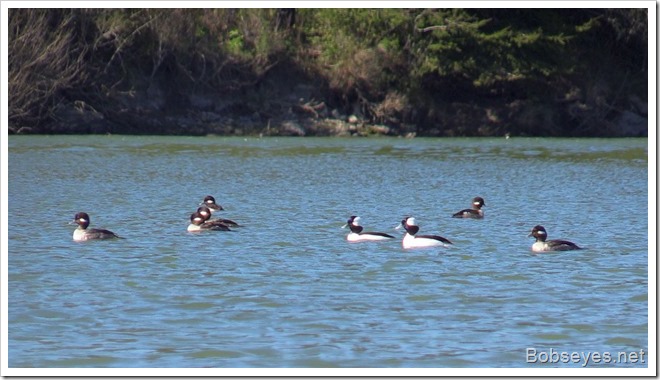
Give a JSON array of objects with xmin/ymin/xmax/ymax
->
[{"xmin": 7, "ymin": 135, "xmax": 648, "ymax": 369}]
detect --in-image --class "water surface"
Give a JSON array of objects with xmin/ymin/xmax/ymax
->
[{"xmin": 8, "ymin": 136, "xmax": 648, "ymax": 368}]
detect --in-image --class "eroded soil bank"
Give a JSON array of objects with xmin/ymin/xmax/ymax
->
[{"xmin": 9, "ymin": 64, "xmax": 647, "ymax": 138}]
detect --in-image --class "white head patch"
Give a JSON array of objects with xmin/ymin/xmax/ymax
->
[
  {"xmin": 406, "ymin": 217, "xmax": 417, "ymax": 226},
  {"xmin": 79, "ymin": 217, "xmax": 88, "ymax": 223},
  {"xmin": 536, "ymin": 230, "xmax": 546, "ymax": 235},
  {"xmin": 352, "ymin": 216, "xmax": 362, "ymax": 226}
]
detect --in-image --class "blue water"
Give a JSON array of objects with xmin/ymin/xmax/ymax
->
[{"xmin": 7, "ymin": 136, "xmax": 648, "ymax": 368}]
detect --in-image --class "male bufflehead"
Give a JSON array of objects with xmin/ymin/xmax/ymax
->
[
  {"xmin": 528, "ymin": 225, "xmax": 582, "ymax": 252},
  {"xmin": 187, "ymin": 211, "xmax": 231, "ymax": 232},
  {"xmin": 71, "ymin": 212, "xmax": 121, "ymax": 241},
  {"xmin": 196, "ymin": 206, "xmax": 240, "ymax": 228},
  {"xmin": 200, "ymin": 195, "xmax": 225, "ymax": 213},
  {"xmin": 342, "ymin": 216, "xmax": 395, "ymax": 242},
  {"xmin": 397, "ymin": 217, "xmax": 452, "ymax": 249},
  {"xmin": 452, "ymin": 197, "xmax": 485, "ymax": 219}
]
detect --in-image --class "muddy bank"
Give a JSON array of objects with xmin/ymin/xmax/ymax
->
[
  {"xmin": 8, "ymin": 59, "xmax": 648, "ymax": 138},
  {"xmin": 8, "ymin": 75, "xmax": 648, "ymax": 138}
]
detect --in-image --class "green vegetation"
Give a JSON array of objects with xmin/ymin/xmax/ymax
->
[{"xmin": 8, "ymin": 8, "xmax": 648, "ymax": 136}]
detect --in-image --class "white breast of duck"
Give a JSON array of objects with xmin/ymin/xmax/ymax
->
[
  {"xmin": 529, "ymin": 225, "xmax": 582, "ymax": 252},
  {"xmin": 188, "ymin": 211, "xmax": 231, "ymax": 232},
  {"xmin": 72, "ymin": 212, "xmax": 120, "ymax": 241},
  {"xmin": 344, "ymin": 216, "xmax": 394, "ymax": 242},
  {"xmin": 399, "ymin": 217, "xmax": 452, "ymax": 249}
]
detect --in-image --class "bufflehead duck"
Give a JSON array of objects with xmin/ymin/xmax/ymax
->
[
  {"xmin": 342, "ymin": 216, "xmax": 395, "ymax": 242},
  {"xmin": 397, "ymin": 217, "xmax": 452, "ymax": 249},
  {"xmin": 71, "ymin": 212, "xmax": 121, "ymax": 241},
  {"xmin": 187, "ymin": 211, "xmax": 232, "ymax": 232},
  {"xmin": 528, "ymin": 225, "xmax": 582, "ymax": 252},
  {"xmin": 196, "ymin": 206, "xmax": 240, "ymax": 228},
  {"xmin": 200, "ymin": 195, "xmax": 225, "ymax": 213},
  {"xmin": 452, "ymin": 197, "xmax": 485, "ymax": 219}
]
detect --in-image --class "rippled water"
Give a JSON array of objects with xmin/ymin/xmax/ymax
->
[{"xmin": 7, "ymin": 136, "xmax": 648, "ymax": 369}]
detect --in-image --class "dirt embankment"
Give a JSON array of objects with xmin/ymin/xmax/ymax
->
[{"xmin": 9, "ymin": 64, "xmax": 647, "ymax": 138}]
